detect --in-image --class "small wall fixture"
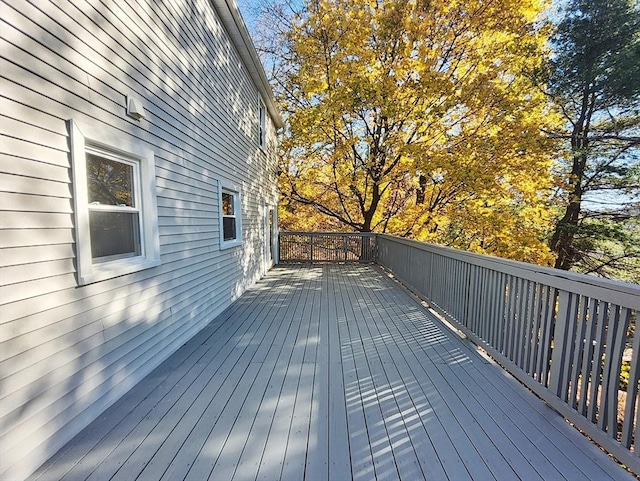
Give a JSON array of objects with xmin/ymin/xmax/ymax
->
[{"xmin": 127, "ymin": 96, "xmax": 146, "ymax": 120}]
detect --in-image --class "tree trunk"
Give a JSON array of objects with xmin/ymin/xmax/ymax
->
[
  {"xmin": 416, "ymin": 174, "xmax": 428, "ymax": 204},
  {"xmin": 549, "ymin": 145, "xmax": 588, "ymax": 270},
  {"xmin": 361, "ymin": 181, "xmax": 381, "ymax": 233},
  {"xmin": 549, "ymin": 194, "xmax": 582, "ymax": 269},
  {"xmin": 549, "ymin": 83, "xmax": 594, "ymax": 270}
]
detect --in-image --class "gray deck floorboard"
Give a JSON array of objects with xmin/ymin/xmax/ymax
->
[{"xmin": 31, "ymin": 265, "xmax": 634, "ymax": 481}]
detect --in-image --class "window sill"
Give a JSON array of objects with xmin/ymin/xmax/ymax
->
[
  {"xmin": 220, "ymin": 239, "xmax": 243, "ymax": 251},
  {"xmin": 78, "ymin": 256, "xmax": 161, "ymax": 286}
]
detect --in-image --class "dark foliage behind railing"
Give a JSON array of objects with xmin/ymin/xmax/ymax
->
[{"xmin": 279, "ymin": 232, "xmax": 377, "ymax": 263}]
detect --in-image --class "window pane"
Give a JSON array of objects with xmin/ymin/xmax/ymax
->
[
  {"xmin": 89, "ymin": 211, "xmax": 141, "ymax": 259},
  {"xmin": 222, "ymin": 192, "xmax": 234, "ymax": 215},
  {"xmin": 223, "ymin": 216, "xmax": 236, "ymax": 241},
  {"xmin": 87, "ymin": 154, "xmax": 134, "ymax": 207}
]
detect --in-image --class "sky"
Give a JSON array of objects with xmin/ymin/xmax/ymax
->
[{"xmin": 235, "ymin": 0, "xmax": 263, "ymax": 38}]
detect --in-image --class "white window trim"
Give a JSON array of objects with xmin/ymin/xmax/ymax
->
[
  {"xmin": 218, "ymin": 180, "xmax": 243, "ymax": 250},
  {"xmin": 70, "ymin": 120, "xmax": 161, "ymax": 285},
  {"xmin": 258, "ymin": 98, "xmax": 266, "ymax": 150}
]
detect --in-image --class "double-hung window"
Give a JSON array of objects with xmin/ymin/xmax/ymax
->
[
  {"xmin": 86, "ymin": 149, "xmax": 141, "ymax": 260},
  {"xmin": 70, "ymin": 120, "xmax": 161, "ymax": 285},
  {"xmin": 222, "ymin": 191, "xmax": 237, "ymax": 241},
  {"xmin": 219, "ymin": 180, "xmax": 242, "ymax": 249}
]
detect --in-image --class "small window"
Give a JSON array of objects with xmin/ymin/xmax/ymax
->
[
  {"xmin": 258, "ymin": 99, "xmax": 266, "ymax": 149},
  {"xmin": 222, "ymin": 192, "xmax": 236, "ymax": 241},
  {"xmin": 219, "ymin": 181, "xmax": 243, "ymax": 249},
  {"xmin": 70, "ymin": 120, "xmax": 161, "ymax": 285}
]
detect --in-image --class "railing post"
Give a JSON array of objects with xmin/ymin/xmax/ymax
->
[
  {"xmin": 361, "ymin": 235, "xmax": 368, "ymax": 262},
  {"xmin": 343, "ymin": 235, "xmax": 348, "ymax": 261}
]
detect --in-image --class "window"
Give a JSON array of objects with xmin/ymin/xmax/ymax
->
[
  {"xmin": 222, "ymin": 192, "xmax": 236, "ymax": 241},
  {"xmin": 87, "ymin": 151, "xmax": 141, "ymax": 260},
  {"xmin": 70, "ymin": 120, "xmax": 161, "ymax": 285},
  {"xmin": 258, "ymin": 99, "xmax": 266, "ymax": 149},
  {"xmin": 218, "ymin": 181, "xmax": 242, "ymax": 249}
]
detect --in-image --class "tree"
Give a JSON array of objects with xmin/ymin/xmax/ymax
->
[
  {"xmin": 270, "ymin": 0, "xmax": 559, "ymax": 264},
  {"xmin": 545, "ymin": 0, "xmax": 640, "ymax": 276}
]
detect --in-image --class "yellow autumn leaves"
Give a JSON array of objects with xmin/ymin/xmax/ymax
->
[{"xmin": 277, "ymin": 0, "xmax": 561, "ymax": 265}]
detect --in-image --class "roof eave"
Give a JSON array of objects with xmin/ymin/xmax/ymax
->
[{"xmin": 211, "ymin": 0, "xmax": 285, "ymax": 129}]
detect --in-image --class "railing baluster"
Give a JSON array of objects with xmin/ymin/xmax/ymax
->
[
  {"xmin": 490, "ymin": 271, "xmax": 501, "ymax": 348},
  {"xmin": 507, "ymin": 277, "xmax": 517, "ymax": 360},
  {"xmin": 528, "ymin": 283, "xmax": 542, "ymax": 377},
  {"xmin": 496, "ymin": 273, "xmax": 507, "ymax": 354},
  {"xmin": 577, "ymin": 297, "xmax": 598, "ymax": 416},
  {"xmin": 604, "ymin": 307, "xmax": 630, "ymax": 436},
  {"xmin": 512, "ymin": 278, "xmax": 527, "ymax": 367},
  {"xmin": 480, "ymin": 267, "xmax": 489, "ymax": 339},
  {"xmin": 550, "ymin": 291, "xmax": 571, "ymax": 398},
  {"xmin": 310, "ymin": 234, "xmax": 314, "ymax": 263},
  {"xmin": 589, "ymin": 302, "xmax": 609, "ymax": 423},
  {"xmin": 569, "ymin": 296, "xmax": 589, "ymax": 409},
  {"xmin": 599, "ymin": 305, "xmax": 620, "ymax": 432},
  {"xmin": 468, "ymin": 264, "xmax": 478, "ymax": 332},
  {"xmin": 561, "ymin": 293, "xmax": 580, "ymax": 402},
  {"xmin": 634, "ymin": 399, "xmax": 639, "ymax": 457},
  {"xmin": 621, "ymin": 315, "xmax": 640, "ymax": 449},
  {"xmin": 540, "ymin": 287, "xmax": 557, "ymax": 387},
  {"xmin": 521, "ymin": 280, "xmax": 533, "ymax": 372}
]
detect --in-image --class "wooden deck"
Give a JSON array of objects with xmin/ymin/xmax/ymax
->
[{"xmin": 30, "ymin": 265, "xmax": 633, "ymax": 481}]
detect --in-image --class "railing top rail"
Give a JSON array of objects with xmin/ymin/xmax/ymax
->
[{"xmin": 378, "ymin": 234, "xmax": 640, "ymax": 309}]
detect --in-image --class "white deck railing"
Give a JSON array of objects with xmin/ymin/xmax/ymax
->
[{"xmin": 375, "ymin": 234, "xmax": 640, "ymax": 473}]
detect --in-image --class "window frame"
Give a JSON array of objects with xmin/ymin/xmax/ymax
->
[
  {"xmin": 70, "ymin": 120, "xmax": 161, "ymax": 285},
  {"xmin": 85, "ymin": 146, "xmax": 142, "ymax": 262},
  {"xmin": 258, "ymin": 98, "xmax": 266, "ymax": 149},
  {"xmin": 218, "ymin": 180, "xmax": 243, "ymax": 250}
]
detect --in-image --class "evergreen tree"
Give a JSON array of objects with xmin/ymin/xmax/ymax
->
[{"xmin": 546, "ymin": 0, "xmax": 640, "ymax": 279}]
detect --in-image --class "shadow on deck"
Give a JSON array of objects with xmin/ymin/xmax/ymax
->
[{"xmin": 30, "ymin": 265, "xmax": 633, "ymax": 481}]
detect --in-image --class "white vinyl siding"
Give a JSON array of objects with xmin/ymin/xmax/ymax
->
[{"xmin": 0, "ymin": 1, "xmax": 279, "ymax": 480}]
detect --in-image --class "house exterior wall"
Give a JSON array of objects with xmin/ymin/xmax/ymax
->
[{"xmin": 0, "ymin": 0, "xmax": 281, "ymax": 479}]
